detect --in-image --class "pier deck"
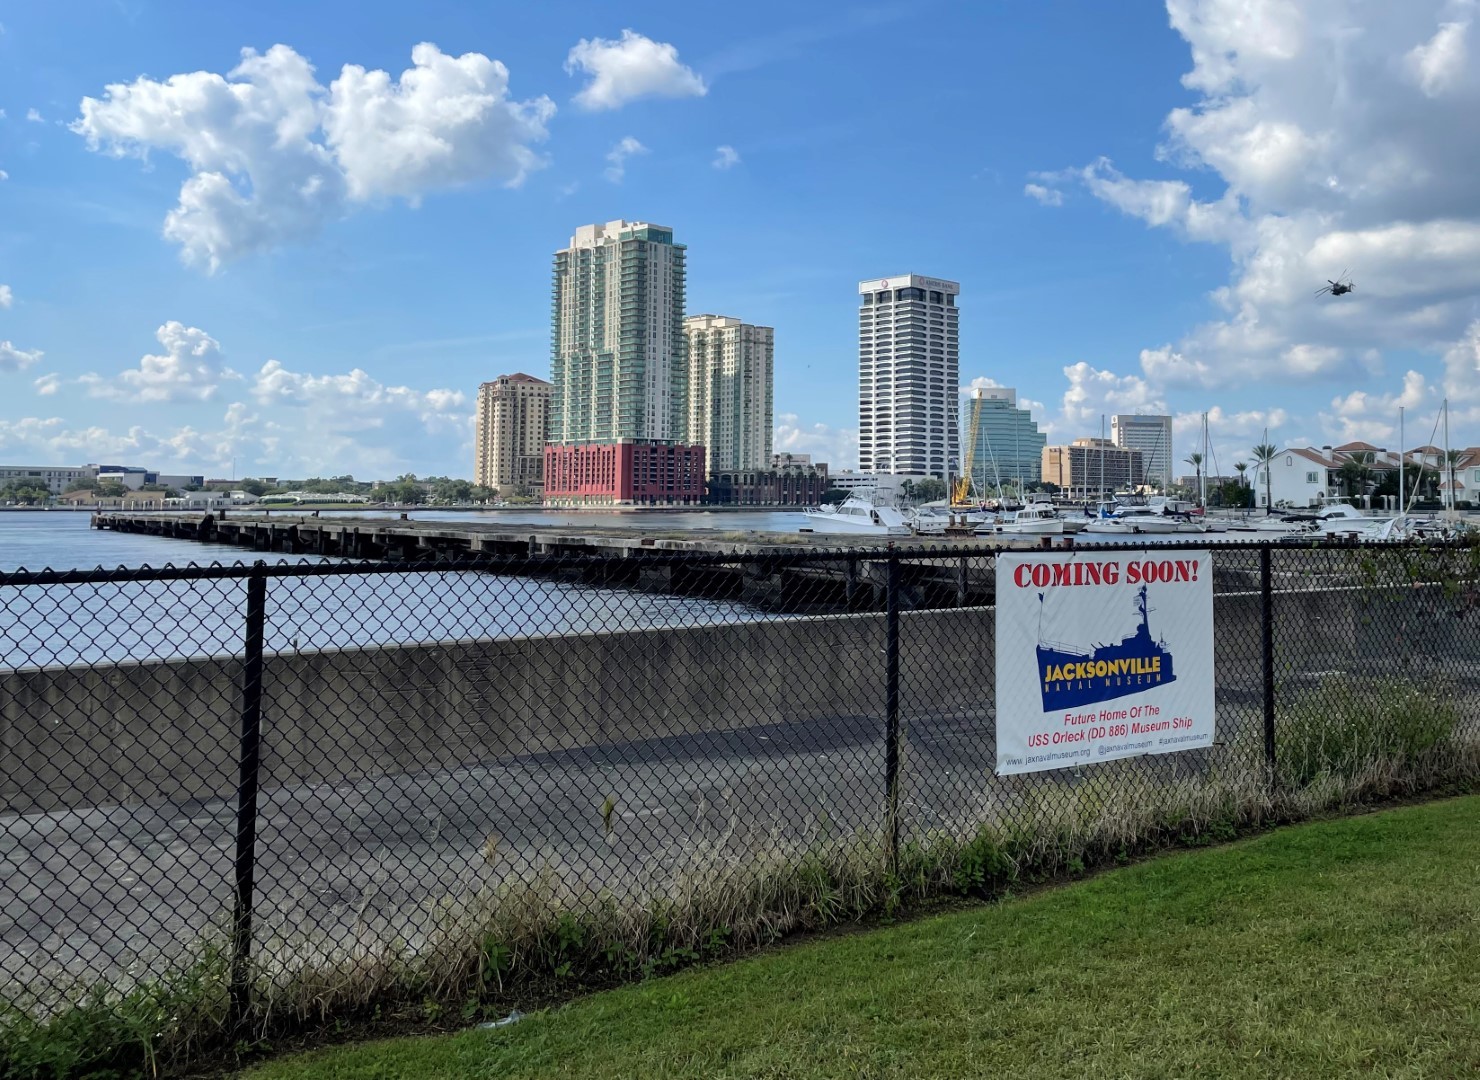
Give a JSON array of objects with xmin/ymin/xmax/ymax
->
[{"xmin": 88, "ymin": 511, "xmax": 1028, "ymax": 610}]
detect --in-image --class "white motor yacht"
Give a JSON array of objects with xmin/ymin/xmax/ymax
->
[
  {"xmin": 978, "ymin": 503, "xmax": 1064, "ymax": 536},
  {"xmin": 800, "ymin": 493, "xmax": 912, "ymax": 535},
  {"xmin": 1106, "ymin": 507, "xmax": 1183, "ymax": 533},
  {"xmin": 1313, "ymin": 503, "xmax": 1390, "ymax": 536}
]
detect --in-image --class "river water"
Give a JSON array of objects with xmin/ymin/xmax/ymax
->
[{"xmin": 0, "ymin": 512, "xmax": 766, "ymax": 666}]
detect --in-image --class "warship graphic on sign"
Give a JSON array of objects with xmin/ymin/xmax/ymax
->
[{"xmin": 1036, "ymin": 585, "xmax": 1176, "ymax": 711}]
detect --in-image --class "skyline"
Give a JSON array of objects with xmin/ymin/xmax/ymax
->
[{"xmin": 1, "ymin": 1, "xmax": 1479, "ymax": 478}]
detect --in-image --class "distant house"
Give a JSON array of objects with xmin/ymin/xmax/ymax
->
[{"xmin": 1253, "ymin": 441, "xmax": 1473, "ymax": 508}]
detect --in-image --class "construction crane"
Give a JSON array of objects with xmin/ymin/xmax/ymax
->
[{"xmin": 952, "ymin": 393, "xmax": 984, "ymax": 509}]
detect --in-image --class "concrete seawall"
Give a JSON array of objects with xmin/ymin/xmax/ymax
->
[{"xmin": 0, "ymin": 584, "xmax": 1436, "ymax": 817}]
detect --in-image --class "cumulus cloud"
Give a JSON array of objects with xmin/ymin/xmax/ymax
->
[
  {"xmin": 1408, "ymin": 20, "xmax": 1470, "ymax": 97},
  {"xmin": 712, "ymin": 144, "xmax": 740, "ymax": 170},
  {"xmin": 0, "ymin": 171, "xmax": 9, "ymax": 182},
  {"xmin": 33, "ymin": 373, "xmax": 59, "ymax": 396},
  {"xmin": 1319, "ymin": 369, "xmax": 1431, "ymax": 443},
  {"xmin": 1172, "ymin": 405, "xmax": 1291, "ymax": 467},
  {"xmin": 1023, "ymin": 183, "xmax": 1063, "ymax": 207},
  {"xmin": 1060, "ymin": 362, "xmax": 1166, "ymax": 429},
  {"xmin": 73, "ymin": 42, "xmax": 554, "ymax": 271},
  {"xmin": 603, "ymin": 135, "xmax": 647, "ymax": 183},
  {"xmin": 25, "ymin": 108, "xmax": 42, "ymax": 123},
  {"xmin": 0, "ymin": 341, "xmax": 43, "ymax": 372},
  {"xmin": 251, "ymin": 358, "xmax": 467, "ymax": 435},
  {"xmin": 961, "ymin": 376, "xmax": 1004, "ymax": 395},
  {"xmin": 1040, "ymin": 0, "xmax": 1480, "ymax": 405},
  {"xmin": 81, "ymin": 321, "xmax": 239, "ymax": 402},
  {"xmin": 0, "ymin": 284, "xmax": 11, "ymax": 309},
  {"xmin": 324, "ymin": 43, "xmax": 556, "ymax": 202},
  {"xmin": 0, "ymin": 361, "xmax": 472, "ymax": 477},
  {"xmin": 566, "ymin": 29, "xmax": 706, "ymax": 110},
  {"xmin": 773, "ymin": 413, "xmax": 857, "ymax": 469}
]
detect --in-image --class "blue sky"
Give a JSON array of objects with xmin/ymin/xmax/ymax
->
[{"xmin": 1, "ymin": 0, "xmax": 1478, "ymax": 479}]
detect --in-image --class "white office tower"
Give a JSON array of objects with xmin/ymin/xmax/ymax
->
[
  {"xmin": 858, "ymin": 274, "xmax": 960, "ymax": 482},
  {"xmin": 683, "ymin": 314, "xmax": 774, "ymax": 472},
  {"xmin": 1111, "ymin": 414, "xmax": 1174, "ymax": 490}
]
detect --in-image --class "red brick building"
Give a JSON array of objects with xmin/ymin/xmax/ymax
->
[{"xmin": 544, "ymin": 442, "xmax": 706, "ymax": 506}]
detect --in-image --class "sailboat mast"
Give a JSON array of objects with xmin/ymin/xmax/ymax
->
[
  {"xmin": 1099, "ymin": 414, "xmax": 1106, "ymax": 504},
  {"xmin": 1443, "ymin": 397, "xmax": 1452, "ymax": 512},
  {"xmin": 1014, "ymin": 418, "xmax": 1022, "ymax": 497},
  {"xmin": 1398, "ymin": 406, "xmax": 1405, "ymax": 514},
  {"xmin": 1200, "ymin": 412, "xmax": 1208, "ymax": 508}
]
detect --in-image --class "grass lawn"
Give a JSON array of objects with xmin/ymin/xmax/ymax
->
[{"xmin": 244, "ymin": 797, "xmax": 1480, "ymax": 1079}]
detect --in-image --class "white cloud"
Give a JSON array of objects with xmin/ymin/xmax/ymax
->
[
  {"xmin": 0, "ymin": 171, "xmax": 8, "ymax": 182},
  {"xmin": 713, "ymin": 144, "xmax": 741, "ymax": 170},
  {"xmin": 0, "ymin": 341, "xmax": 43, "ymax": 372},
  {"xmin": 324, "ymin": 42, "xmax": 556, "ymax": 202},
  {"xmin": 566, "ymin": 29, "xmax": 706, "ymax": 111},
  {"xmin": 250, "ymin": 358, "xmax": 467, "ymax": 434},
  {"xmin": 33, "ymin": 374, "xmax": 60, "ymax": 396},
  {"xmin": 25, "ymin": 108, "xmax": 42, "ymax": 123},
  {"xmin": 603, "ymin": 135, "xmax": 647, "ymax": 183},
  {"xmin": 73, "ymin": 42, "xmax": 553, "ymax": 271},
  {"xmin": 961, "ymin": 376, "xmax": 1003, "ymax": 395},
  {"xmin": 1318, "ymin": 370, "xmax": 1431, "ymax": 445},
  {"xmin": 1042, "ymin": 0, "xmax": 1480, "ymax": 401},
  {"xmin": 81, "ymin": 321, "xmax": 239, "ymax": 402},
  {"xmin": 773, "ymin": 413, "xmax": 857, "ymax": 469},
  {"xmin": 0, "ymin": 284, "xmax": 11, "ymax": 309},
  {"xmin": 1173, "ymin": 405, "xmax": 1291, "ymax": 466},
  {"xmin": 1023, "ymin": 183, "xmax": 1063, "ymax": 207},
  {"xmin": 1408, "ymin": 20, "xmax": 1470, "ymax": 97},
  {"xmin": 1060, "ymin": 362, "xmax": 1166, "ymax": 429},
  {"xmin": 0, "ymin": 365, "xmax": 472, "ymax": 477}
]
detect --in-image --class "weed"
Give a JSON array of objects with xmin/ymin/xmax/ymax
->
[{"xmin": 1279, "ymin": 677, "xmax": 1461, "ymax": 787}]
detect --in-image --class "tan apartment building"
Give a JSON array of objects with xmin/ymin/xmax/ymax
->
[
  {"xmin": 684, "ymin": 314, "xmax": 774, "ymax": 473},
  {"xmin": 474, "ymin": 373, "xmax": 552, "ymax": 493},
  {"xmin": 1042, "ymin": 438, "xmax": 1145, "ymax": 499}
]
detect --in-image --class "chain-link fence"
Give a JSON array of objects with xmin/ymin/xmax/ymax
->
[{"xmin": 3, "ymin": 540, "xmax": 1478, "ymax": 1068}]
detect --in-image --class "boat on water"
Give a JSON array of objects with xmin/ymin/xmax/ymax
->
[
  {"xmin": 977, "ymin": 503, "xmax": 1064, "ymax": 536},
  {"xmin": 1243, "ymin": 503, "xmax": 1390, "ymax": 536},
  {"xmin": 1082, "ymin": 506, "xmax": 1186, "ymax": 534},
  {"xmin": 800, "ymin": 492, "xmax": 912, "ymax": 535},
  {"xmin": 1037, "ymin": 584, "xmax": 1175, "ymax": 711},
  {"xmin": 908, "ymin": 507, "xmax": 949, "ymax": 535}
]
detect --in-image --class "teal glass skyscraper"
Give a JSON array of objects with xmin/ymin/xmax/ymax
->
[{"xmin": 960, "ymin": 387, "xmax": 1046, "ymax": 494}]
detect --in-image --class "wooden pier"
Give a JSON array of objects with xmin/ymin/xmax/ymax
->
[{"xmin": 90, "ymin": 512, "xmax": 1014, "ymax": 611}]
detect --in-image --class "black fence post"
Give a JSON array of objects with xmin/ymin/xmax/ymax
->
[
  {"xmin": 884, "ymin": 550, "xmax": 901, "ymax": 870},
  {"xmin": 1260, "ymin": 545, "xmax": 1277, "ymax": 778},
  {"xmin": 230, "ymin": 561, "xmax": 268, "ymax": 1029}
]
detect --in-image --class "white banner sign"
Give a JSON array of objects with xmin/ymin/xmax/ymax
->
[{"xmin": 995, "ymin": 551, "xmax": 1215, "ymax": 776}]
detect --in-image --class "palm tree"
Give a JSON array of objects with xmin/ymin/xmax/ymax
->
[
  {"xmin": 1252, "ymin": 443, "xmax": 1278, "ymax": 514},
  {"xmin": 1337, "ymin": 457, "xmax": 1373, "ymax": 501},
  {"xmin": 1234, "ymin": 461, "xmax": 1248, "ymax": 488},
  {"xmin": 1183, "ymin": 452, "xmax": 1204, "ymax": 505},
  {"xmin": 1445, "ymin": 449, "xmax": 1465, "ymax": 507}
]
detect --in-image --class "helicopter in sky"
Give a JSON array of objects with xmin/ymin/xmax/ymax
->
[{"xmin": 1316, "ymin": 271, "xmax": 1354, "ymax": 297}]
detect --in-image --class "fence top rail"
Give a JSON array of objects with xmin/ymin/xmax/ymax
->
[{"xmin": 0, "ymin": 538, "xmax": 1468, "ymax": 587}]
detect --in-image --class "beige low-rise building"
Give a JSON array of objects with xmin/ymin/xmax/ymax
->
[{"xmin": 1042, "ymin": 438, "xmax": 1145, "ymax": 499}]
